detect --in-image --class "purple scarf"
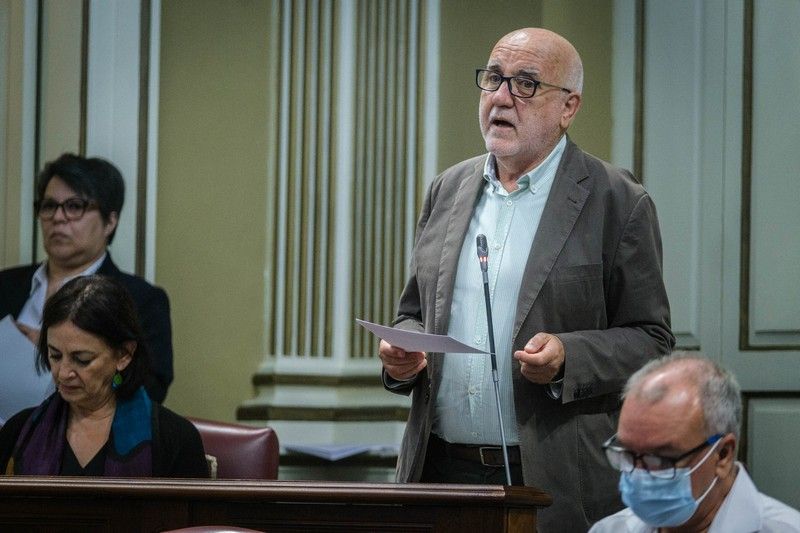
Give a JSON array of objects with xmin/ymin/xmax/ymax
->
[{"xmin": 11, "ymin": 387, "xmax": 154, "ymax": 476}]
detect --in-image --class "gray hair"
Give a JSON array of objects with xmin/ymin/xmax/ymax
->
[
  {"xmin": 565, "ymin": 53, "xmax": 584, "ymax": 95},
  {"xmin": 624, "ymin": 352, "xmax": 742, "ymax": 439}
]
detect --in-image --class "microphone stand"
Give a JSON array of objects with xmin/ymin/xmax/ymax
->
[{"xmin": 476, "ymin": 234, "xmax": 513, "ymax": 486}]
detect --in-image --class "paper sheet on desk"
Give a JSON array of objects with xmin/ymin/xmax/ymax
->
[
  {"xmin": 284, "ymin": 444, "xmax": 398, "ymax": 461},
  {"xmin": 356, "ymin": 319, "xmax": 487, "ymax": 354},
  {"xmin": 0, "ymin": 315, "xmax": 54, "ymax": 422}
]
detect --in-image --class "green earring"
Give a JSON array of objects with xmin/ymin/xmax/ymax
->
[{"xmin": 112, "ymin": 371, "xmax": 123, "ymax": 390}]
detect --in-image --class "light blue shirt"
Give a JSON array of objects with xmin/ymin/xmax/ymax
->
[
  {"xmin": 589, "ymin": 464, "xmax": 800, "ymax": 532},
  {"xmin": 17, "ymin": 252, "xmax": 107, "ymax": 329},
  {"xmin": 432, "ymin": 136, "xmax": 567, "ymax": 445}
]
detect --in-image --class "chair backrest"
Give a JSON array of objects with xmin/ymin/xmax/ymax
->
[{"xmin": 188, "ymin": 417, "xmax": 279, "ymax": 480}]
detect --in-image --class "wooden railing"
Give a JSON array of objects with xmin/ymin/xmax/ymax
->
[{"xmin": 0, "ymin": 477, "xmax": 552, "ymax": 532}]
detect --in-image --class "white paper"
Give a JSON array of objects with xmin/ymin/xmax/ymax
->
[
  {"xmin": 356, "ymin": 319, "xmax": 487, "ymax": 354},
  {"xmin": 284, "ymin": 443, "xmax": 398, "ymax": 461},
  {"xmin": 0, "ymin": 315, "xmax": 54, "ymax": 421}
]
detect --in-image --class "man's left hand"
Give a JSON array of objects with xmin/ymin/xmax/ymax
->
[{"xmin": 514, "ymin": 332, "xmax": 565, "ymax": 384}]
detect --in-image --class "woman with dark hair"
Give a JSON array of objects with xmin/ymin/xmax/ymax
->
[
  {"xmin": 0, "ymin": 276, "xmax": 207, "ymax": 477},
  {"xmin": 0, "ymin": 152, "xmax": 174, "ymax": 403}
]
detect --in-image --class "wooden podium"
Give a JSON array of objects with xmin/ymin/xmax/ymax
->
[{"xmin": 0, "ymin": 477, "xmax": 552, "ymax": 532}]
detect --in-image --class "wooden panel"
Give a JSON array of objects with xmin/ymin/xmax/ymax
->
[
  {"xmin": 720, "ymin": 0, "xmax": 800, "ymax": 392},
  {"xmin": 0, "ymin": 478, "xmax": 551, "ymax": 533},
  {"xmin": 746, "ymin": 396, "xmax": 800, "ymax": 508},
  {"xmin": 642, "ymin": 0, "xmax": 703, "ymax": 349}
]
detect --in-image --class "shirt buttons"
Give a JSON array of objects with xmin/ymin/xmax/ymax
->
[{"xmin": 506, "ymin": 200, "xmax": 513, "ymax": 206}]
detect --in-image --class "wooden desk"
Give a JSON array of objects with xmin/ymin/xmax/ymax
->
[{"xmin": 0, "ymin": 477, "xmax": 552, "ymax": 532}]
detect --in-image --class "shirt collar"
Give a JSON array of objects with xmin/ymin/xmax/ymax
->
[
  {"xmin": 482, "ymin": 135, "xmax": 567, "ymax": 193},
  {"xmin": 709, "ymin": 463, "xmax": 762, "ymax": 532},
  {"xmin": 28, "ymin": 262, "xmax": 48, "ymax": 297},
  {"xmin": 32, "ymin": 251, "xmax": 108, "ymax": 296}
]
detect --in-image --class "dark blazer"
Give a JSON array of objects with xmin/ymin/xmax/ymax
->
[
  {"xmin": 0, "ymin": 254, "xmax": 174, "ymax": 403},
  {"xmin": 386, "ymin": 139, "xmax": 675, "ymax": 532}
]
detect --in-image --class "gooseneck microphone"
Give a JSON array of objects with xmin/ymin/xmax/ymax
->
[{"xmin": 476, "ymin": 234, "xmax": 513, "ymax": 486}]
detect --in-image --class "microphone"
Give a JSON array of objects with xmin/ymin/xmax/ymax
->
[
  {"xmin": 475, "ymin": 234, "xmax": 513, "ymax": 486},
  {"xmin": 477, "ymin": 234, "xmax": 489, "ymax": 275}
]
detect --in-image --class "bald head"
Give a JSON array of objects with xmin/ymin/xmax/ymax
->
[
  {"xmin": 493, "ymin": 28, "xmax": 584, "ymax": 94},
  {"xmin": 624, "ymin": 353, "xmax": 742, "ymax": 439}
]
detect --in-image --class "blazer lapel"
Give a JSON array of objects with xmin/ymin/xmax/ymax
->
[
  {"xmin": 96, "ymin": 252, "xmax": 119, "ymax": 276},
  {"xmin": 513, "ymin": 140, "xmax": 591, "ymax": 342},
  {"xmin": 433, "ymin": 158, "xmax": 485, "ymax": 336}
]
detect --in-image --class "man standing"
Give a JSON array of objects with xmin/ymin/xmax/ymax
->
[
  {"xmin": 379, "ymin": 28, "xmax": 674, "ymax": 531},
  {"xmin": 592, "ymin": 353, "xmax": 800, "ymax": 532}
]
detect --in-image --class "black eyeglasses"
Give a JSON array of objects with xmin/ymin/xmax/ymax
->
[
  {"xmin": 602, "ymin": 433, "xmax": 723, "ymax": 479},
  {"xmin": 476, "ymin": 69, "xmax": 571, "ymax": 99},
  {"xmin": 35, "ymin": 197, "xmax": 97, "ymax": 221}
]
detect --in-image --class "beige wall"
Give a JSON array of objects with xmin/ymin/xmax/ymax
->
[
  {"xmin": 437, "ymin": 0, "xmax": 612, "ymax": 172},
  {"xmin": 437, "ymin": 0, "xmax": 543, "ymax": 171},
  {"xmin": 542, "ymin": 0, "xmax": 613, "ymax": 161},
  {"xmin": 157, "ymin": 0, "xmax": 271, "ymax": 420}
]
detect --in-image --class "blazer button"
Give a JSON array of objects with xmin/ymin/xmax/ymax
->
[{"xmin": 425, "ymin": 384, "xmax": 431, "ymax": 403}]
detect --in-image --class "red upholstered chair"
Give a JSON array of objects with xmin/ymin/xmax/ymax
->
[{"xmin": 188, "ymin": 417, "xmax": 279, "ymax": 480}]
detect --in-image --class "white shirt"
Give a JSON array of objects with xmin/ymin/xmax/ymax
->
[
  {"xmin": 432, "ymin": 136, "xmax": 566, "ymax": 445},
  {"xmin": 590, "ymin": 463, "xmax": 800, "ymax": 533},
  {"xmin": 16, "ymin": 252, "xmax": 108, "ymax": 329}
]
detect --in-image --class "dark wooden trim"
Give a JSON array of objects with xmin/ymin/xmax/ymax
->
[
  {"xmin": 632, "ymin": 0, "xmax": 645, "ymax": 184},
  {"xmin": 252, "ymin": 372, "xmax": 383, "ymax": 387},
  {"xmin": 78, "ymin": 0, "xmax": 89, "ymax": 156},
  {"xmin": 0, "ymin": 477, "xmax": 552, "ymax": 533},
  {"xmin": 739, "ymin": 0, "xmax": 753, "ymax": 351},
  {"xmin": 674, "ymin": 344, "xmax": 701, "ymax": 352},
  {"xmin": 31, "ymin": 0, "xmax": 44, "ymax": 260},
  {"xmin": 237, "ymin": 404, "xmax": 410, "ymax": 422},
  {"xmin": 135, "ymin": 0, "xmax": 151, "ymax": 277},
  {"xmin": 0, "ymin": 477, "xmax": 551, "ymax": 505}
]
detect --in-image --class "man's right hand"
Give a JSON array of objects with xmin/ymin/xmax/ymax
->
[{"xmin": 379, "ymin": 340, "xmax": 427, "ymax": 381}]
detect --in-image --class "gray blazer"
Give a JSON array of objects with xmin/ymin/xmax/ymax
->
[{"xmin": 387, "ymin": 139, "xmax": 675, "ymax": 532}]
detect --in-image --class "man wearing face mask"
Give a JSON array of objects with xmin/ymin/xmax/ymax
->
[{"xmin": 591, "ymin": 353, "xmax": 800, "ymax": 532}]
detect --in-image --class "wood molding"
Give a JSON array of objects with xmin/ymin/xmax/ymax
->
[
  {"xmin": 0, "ymin": 477, "xmax": 552, "ymax": 533},
  {"xmin": 78, "ymin": 0, "xmax": 89, "ymax": 155},
  {"xmin": 135, "ymin": 0, "xmax": 151, "ymax": 277},
  {"xmin": 737, "ymin": 0, "xmax": 799, "ymax": 351},
  {"xmin": 632, "ymin": 0, "xmax": 644, "ymax": 183},
  {"xmin": 738, "ymin": 391, "xmax": 800, "ymax": 468}
]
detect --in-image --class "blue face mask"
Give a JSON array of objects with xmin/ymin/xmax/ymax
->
[{"xmin": 619, "ymin": 439, "xmax": 721, "ymax": 527}]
